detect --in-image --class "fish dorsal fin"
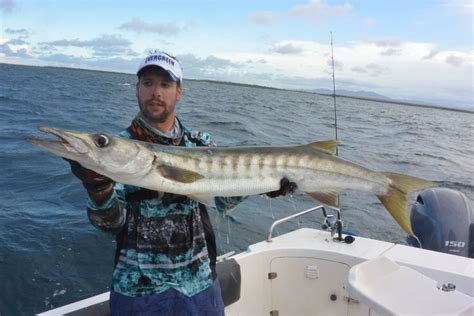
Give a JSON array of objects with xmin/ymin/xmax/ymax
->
[
  {"xmin": 304, "ymin": 140, "xmax": 339, "ymax": 154},
  {"xmin": 157, "ymin": 165, "xmax": 204, "ymax": 183},
  {"xmin": 305, "ymin": 191, "xmax": 339, "ymax": 208}
]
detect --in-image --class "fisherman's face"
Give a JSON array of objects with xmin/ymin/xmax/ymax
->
[{"xmin": 136, "ymin": 67, "xmax": 182, "ymax": 129}]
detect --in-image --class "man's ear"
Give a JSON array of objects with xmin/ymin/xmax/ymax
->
[{"xmin": 176, "ymin": 84, "xmax": 183, "ymax": 101}]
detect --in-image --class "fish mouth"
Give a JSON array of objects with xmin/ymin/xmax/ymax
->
[{"xmin": 27, "ymin": 127, "xmax": 90, "ymax": 156}]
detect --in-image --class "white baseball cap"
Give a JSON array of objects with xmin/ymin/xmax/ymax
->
[{"xmin": 137, "ymin": 52, "xmax": 183, "ymax": 84}]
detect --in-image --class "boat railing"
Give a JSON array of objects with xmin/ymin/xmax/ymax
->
[{"xmin": 266, "ymin": 205, "xmax": 346, "ymax": 242}]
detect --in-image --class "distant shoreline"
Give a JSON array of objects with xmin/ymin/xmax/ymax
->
[
  {"xmin": 188, "ymin": 78, "xmax": 473, "ymax": 114},
  {"xmin": 1, "ymin": 62, "xmax": 472, "ymax": 113},
  {"xmin": 312, "ymin": 93, "xmax": 474, "ymax": 114}
]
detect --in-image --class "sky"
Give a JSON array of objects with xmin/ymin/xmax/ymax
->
[{"xmin": 1, "ymin": 0, "xmax": 473, "ymax": 108}]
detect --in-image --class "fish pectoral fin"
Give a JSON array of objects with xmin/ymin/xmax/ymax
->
[
  {"xmin": 304, "ymin": 140, "xmax": 339, "ymax": 154},
  {"xmin": 187, "ymin": 195, "xmax": 216, "ymax": 207},
  {"xmin": 305, "ymin": 191, "xmax": 339, "ymax": 208},
  {"xmin": 157, "ymin": 165, "xmax": 204, "ymax": 183}
]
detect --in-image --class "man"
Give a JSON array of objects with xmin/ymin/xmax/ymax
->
[{"xmin": 68, "ymin": 51, "xmax": 296, "ymax": 315}]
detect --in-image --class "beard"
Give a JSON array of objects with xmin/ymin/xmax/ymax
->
[{"xmin": 138, "ymin": 97, "xmax": 175, "ymax": 125}]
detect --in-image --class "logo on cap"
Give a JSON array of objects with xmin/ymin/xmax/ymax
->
[
  {"xmin": 137, "ymin": 51, "xmax": 183, "ymax": 83},
  {"xmin": 144, "ymin": 54, "xmax": 176, "ymax": 67}
]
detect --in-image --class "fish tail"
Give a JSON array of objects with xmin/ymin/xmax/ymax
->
[{"xmin": 377, "ymin": 172, "xmax": 435, "ymax": 236}]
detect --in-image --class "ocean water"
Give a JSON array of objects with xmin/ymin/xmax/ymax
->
[{"xmin": 0, "ymin": 63, "xmax": 472, "ymax": 315}]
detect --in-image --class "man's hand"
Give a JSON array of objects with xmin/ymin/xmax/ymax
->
[
  {"xmin": 65, "ymin": 159, "xmax": 114, "ymax": 193},
  {"xmin": 265, "ymin": 178, "xmax": 298, "ymax": 198}
]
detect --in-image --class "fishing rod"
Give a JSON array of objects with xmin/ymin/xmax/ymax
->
[
  {"xmin": 330, "ymin": 31, "xmax": 341, "ymax": 210},
  {"xmin": 330, "ymin": 31, "xmax": 339, "ymax": 156}
]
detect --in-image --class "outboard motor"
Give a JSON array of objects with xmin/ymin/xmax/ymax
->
[{"xmin": 407, "ymin": 188, "xmax": 473, "ymax": 258}]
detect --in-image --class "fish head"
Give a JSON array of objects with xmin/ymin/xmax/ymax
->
[{"xmin": 28, "ymin": 127, "xmax": 155, "ymax": 182}]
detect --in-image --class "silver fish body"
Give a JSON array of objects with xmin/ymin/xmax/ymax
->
[
  {"xmin": 27, "ymin": 127, "xmax": 434, "ymax": 236},
  {"xmin": 154, "ymin": 144, "xmax": 388, "ymax": 197}
]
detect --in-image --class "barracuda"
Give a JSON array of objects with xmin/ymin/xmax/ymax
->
[{"xmin": 27, "ymin": 127, "xmax": 435, "ymax": 236}]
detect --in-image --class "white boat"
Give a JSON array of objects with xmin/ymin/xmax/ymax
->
[{"xmin": 38, "ymin": 188, "xmax": 474, "ymax": 315}]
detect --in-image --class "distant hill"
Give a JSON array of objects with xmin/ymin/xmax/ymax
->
[
  {"xmin": 307, "ymin": 88, "xmax": 393, "ymax": 101},
  {"xmin": 305, "ymin": 88, "xmax": 473, "ymax": 113}
]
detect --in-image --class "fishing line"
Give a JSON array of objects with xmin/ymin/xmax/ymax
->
[
  {"xmin": 269, "ymin": 197, "xmax": 275, "ymax": 220},
  {"xmin": 227, "ymin": 217, "xmax": 231, "ymax": 244},
  {"xmin": 330, "ymin": 31, "xmax": 339, "ymax": 155},
  {"xmin": 214, "ymin": 210, "xmax": 224, "ymax": 254},
  {"xmin": 288, "ymin": 195, "xmax": 301, "ymax": 228}
]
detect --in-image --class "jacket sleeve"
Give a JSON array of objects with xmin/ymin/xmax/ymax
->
[{"xmin": 86, "ymin": 182, "xmax": 127, "ymax": 234}]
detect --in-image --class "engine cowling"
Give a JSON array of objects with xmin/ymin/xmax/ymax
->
[{"xmin": 407, "ymin": 188, "xmax": 473, "ymax": 258}]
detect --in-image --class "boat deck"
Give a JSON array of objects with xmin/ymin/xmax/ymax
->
[{"xmin": 38, "ymin": 227, "xmax": 474, "ymax": 316}]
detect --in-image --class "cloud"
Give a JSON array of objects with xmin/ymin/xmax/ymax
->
[
  {"xmin": 39, "ymin": 34, "xmax": 134, "ymax": 56},
  {"xmin": 362, "ymin": 39, "xmax": 414, "ymax": 57},
  {"xmin": 177, "ymin": 54, "xmax": 241, "ymax": 73},
  {"xmin": 272, "ymin": 43, "xmax": 303, "ymax": 55},
  {"xmin": 365, "ymin": 38, "xmax": 402, "ymax": 48},
  {"xmin": 290, "ymin": 0, "xmax": 352, "ymax": 17},
  {"xmin": 249, "ymin": 11, "xmax": 276, "ymax": 25},
  {"xmin": 351, "ymin": 63, "xmax": 389, "ymax": 77},
  {"xmin": 180, "ymin": 49, "xmax": 472, "ymax": 107},
  {"xmin": 41, "ymin": 35, "xmax": 130, "ymax": 48},
  {"xmin": 5, "ymin": 28, "xmax": 29, "ymax": 37},
  {"xmin": 202, "ymin": 39, "xmax": 472, "ymax": 106},
  {"xmin": 423, "ymin": 50, "xmax": 439, "ymax": 60},
  {"xmin": 3, "ymin": 28, "xmax": 30, "ymax": 51},
  {"xmin": 119, "ymin": 18, "xmax": 181, "ymax": 35},
  {"xmin": 380, "ymin": 48, "xmax": 402, "ymax": 56},
  {"xmin": 0, "ymin": 26, "xmax": 32, "ymax": 59},
  {"xmin": 7, "ymin": 38, "xmax": 28, "ymax": 45},
  {"xmin": 39, "ymin": 53, "xmax": 88, "ymax": 65},
  {"xmin": 445, "ymin": 54, "xmax": 466, "ymax": 67},
  {"xmin": 176, "ymin": 53, "xmax": 382, "ymax": 93},
  {"xmin": 0, "ymin": 42, "xmax": 31, "ymax": 58},
  {"xmin": 168, "ymin": 53, "xmax": 252, "ymax": 81},
  {"xmin": 0, "ymin": 0, "xmax": 13, "ymax": 13},
  {"xmin": 37, "ymin": 53, "xmax": 139, "ymax": 72},
  {"xmin": 326, "ymin": 58, "xmax": 343, "ymax": 71}
]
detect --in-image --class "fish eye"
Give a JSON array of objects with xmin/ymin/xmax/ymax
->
[{"xmin": 94, "ymin": 134, "xmax": 110, "ymax": 148}]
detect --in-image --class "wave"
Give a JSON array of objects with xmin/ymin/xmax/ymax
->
[
  {"xmin": 0, "ymin": 94, "xmax": 13, "ymax": 102},
  {"xmin": 435, "ymin": 180, "xmax": 474, "ymax": 192}
]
